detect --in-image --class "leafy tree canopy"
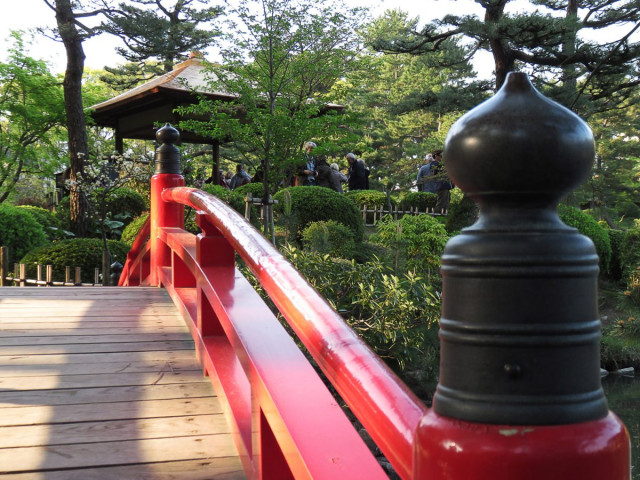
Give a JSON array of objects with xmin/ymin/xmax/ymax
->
[
  {"xmin": 0, "ymin": 32, "xmax": 66, "ymax": 204},
  {"xmin": 179, "ymin": 0, "xmax": 366, "ymax": 198}
]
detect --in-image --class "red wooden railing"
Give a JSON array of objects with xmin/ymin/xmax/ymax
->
[
  {"xmin": 120, "ymin": 83, "xmax": 631, "ymax": 479},
  {"xmin": 120, "ymin": 185, "xmax": 427, "ymax": 479}
]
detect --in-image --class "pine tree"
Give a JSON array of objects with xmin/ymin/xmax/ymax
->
[
  {"xmin": 371, "ymin": 0, "xmax": 640, "ymax": 116},
  {"xmin": 102, "ymin": 0, "xmax": 223, "ymax": 73}
]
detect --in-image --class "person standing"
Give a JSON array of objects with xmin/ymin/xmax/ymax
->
[
  {"xmin": 430, "ymin": 150, "xmax": 454, "ymax": 213},
  {"xmin": 346, "ymin": 152, "xmax": 368, "ymax": 191},
  {"xmin": 417, "ymin": 154, "xmax": 434, "ymax": 192},
  {"xmin": 316, "ymin": 155, "xmax": 341, "ymax": 192},
  {"xmin": 230, "ymin": 164, "xmax": 252, "ymax": 190},
  {"xmin": 330, "ymin": 162, "xmax": 347, "ymax": 193},
  {"xmin": 297, "ymin": 141, "xmax": 317, "ymax": 186}
]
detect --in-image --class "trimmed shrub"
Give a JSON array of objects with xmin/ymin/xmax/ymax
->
[
  {"xmin": 274, "ymin": 186, "xmax": 364, "ymax": 242},
  {"xmin": 121, "ymin": 212, "xmax": 150, "ymax": 246},
  {"xmin": 17, "ymin": 205, "xmax": 67, "ymax": 241},
  {"xmin": 344, "ymin": 190, "xmax": 391, "ymax": 208},
  {"xmin": 0, "ymin": 204, "xmax": 49, "ymax": 263},
  {"xmin": 398, "ymin": 191, "xmax": 438, "ymax": 211},
  {"xmin": 93, "ymin": 187, "xmax": 147, "ymax": 226},
  {"xmin": 234, "ymin": 182, "xmax": 265, "ymax": 198},
  {"xmin": 445, "ymin": 194, "xmax": 478, "ymax": 233},
  {"xmin": 302, "ymin": 221, "xmax": 356, "ymax": 259},
  {"xmin": 558, "ymin": 204, "xmax": 612, "ymax": 273},
  {"xmin": 20, "ymin": 238, "xmax": 130, "ymax": 283}
]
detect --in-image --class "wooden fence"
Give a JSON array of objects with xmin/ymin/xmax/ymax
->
[
  {"xmin": 360, "ymin": 204, "xmax": 446, "ymax": 226},
  {"xmin": 0, "ymin": 246, "xmax": 103, "ymax": 287}
]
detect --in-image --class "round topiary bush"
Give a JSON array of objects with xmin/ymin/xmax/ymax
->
[
  {"xmin": 558, "ymin": 203, "xmax": 612, "ymax": 273},
  {"xmin": 16, "ymin": 205, "xmax": 66, "ymax": 241},
  {"xmin": 302, "ymin": 220, "xmax": 356, "ymax": 259},
  {"xmin": 93, "ymin": 187, "xmax": 147, "ymax": 225},
  {"xmin": 20, "ymin": 238, "xmax": 130, "ymax": 283},
  {"xmin": 445, "ymin": 194, "xmax": 479, "ymax": 233},
  {"xmin": 399, "ymin": 191, "xmax": 438, "ymax": 211},
  {"xmin": 121, "ymin": 212, "xmax": 150, "ymax": 246},
  {"xmin": 0, "ymin": 204, "xmax": 49, "ymax": 263},
  {"xmin": 274, "ymin": 186, "xmax": 364, "ymax": 242},
  {"xmin": 344, "ymin": 190, "xmax": 391, "ymax": 208},
  {"xmin": 234, "ymin": 182, "xmax": 265, "ymax": 199}
]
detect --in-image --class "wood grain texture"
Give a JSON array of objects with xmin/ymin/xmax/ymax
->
[{"xmin": 0, "ymin": 287, "xmax": 245, "ymax": 479}]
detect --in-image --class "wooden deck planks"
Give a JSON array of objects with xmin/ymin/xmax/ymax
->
[{"xmin": 0, "ymin": 287, "xmax": 245, "ymax": 479}]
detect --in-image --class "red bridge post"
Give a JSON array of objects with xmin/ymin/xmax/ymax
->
[
  {"xmin": 149, "ymin": 124, "xmax": 185, "ymax": 286},
  {"xmin": 414, "ymin": 73, "xmax": 630, "ymax": 479}
]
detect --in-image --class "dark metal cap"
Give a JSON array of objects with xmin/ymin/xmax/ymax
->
[
  {"xmin": 433, "ymin": 72, "xmax": 608, "ymax": 425},
  {"xmin": 154, "ymin": 124, "xmax": 182, "ymax": 174}
]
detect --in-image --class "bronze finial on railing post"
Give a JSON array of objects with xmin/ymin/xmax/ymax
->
[
  {"xmin": 414, "ymin": 72, "xmax": 630, "ymax": 479},
  {"xmin": 149, "ymin": 124, "xmax": 185, "ymax": 286}
]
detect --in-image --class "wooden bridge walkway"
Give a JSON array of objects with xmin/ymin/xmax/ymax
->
[{"xmin": 0, "ymin": 287, "xmax": 245, "ymax": 480}]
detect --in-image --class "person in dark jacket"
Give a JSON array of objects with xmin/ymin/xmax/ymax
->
[
  {"xmin": 346, "ymin": 152, "xmax": 367, "ymax": 191},
  {"xmin": 315, "ymin": 155, "xmax": 341, "ymax": 192}
]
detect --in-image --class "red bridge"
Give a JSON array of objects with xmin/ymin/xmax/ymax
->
[{"xmin": 0, "ymin": 73, "xmax": 631, "ymax": 479}]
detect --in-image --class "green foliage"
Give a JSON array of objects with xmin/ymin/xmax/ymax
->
[
  {"xmin": 97, "ymin": 187, "xmax": 147, "ymax": 224},
  {"xmin": 234, "ymin": 182, "xmax": 265, "ymax": 199},
  {"xmin": 121, "ymin": 212, "xmax": 149, "ymax": 246},
  {"xmin": 282, "ymin": 245, "xmax": 441, "ymax": 381},
  {"xmin": 398, "ymin": 191, "xmax": 438, "ymax": 210},
  {"xmin": 0, "ymin": 33, "xmax": 66, "ymax": 204},
  {"xmin": 344, "ymin": 189, "xmax": 391, "ymax": 207},
  {"xmin": 621, "ymin": 224, "xmax": 640, "ymax": 284},
  {"xmin": 372, "ymin": 214, "xmax": 449, "ymax": 276},
  {"xmin": 445, "ymin": 194, "xmax": 478, "ymax": 233},
  {"xmin": 335, "ymin": 10, "xmax": 483, "ymax": 191},
  {"xmin": 0, "ymin": 204, "xmax": 49, "ymax": 263},
  {"xmin": 616, "ymin": 201, "xmax": 640, "ymax": 222},
  {"xmin": 54, "ymin": 196, "xmax": 71, "ymax": 230},
  {"xmin": 16, "ymin": 206, "xmax": 69, "ymax": 241},
  {"xmin": 301, "ymin": 221, "xmax": 356, "ymax": 259},
  {"xmin": 20, "ymin": 238, "xmax": 130, "ymax": 283},
  {"xmin": 178, "ymin": 0, "xmax": 364, "ymax": 196},
  {"xmin": 557, "ymin": 204, "xmax": 612, "ymax": 273},
  {"xmin": 607, "ymin": 228, "xmax": 626, "ymax": 283},
  {"xmin": 273, "ymin": 186, "xmax": 364, "ymax": 242},
  {"xmin": 601, "ymin": 326, "xmax": 640, "ymax": 371},
  {"xmin": 201, "ymin": 184, "xmax": 245, "ymax": 212},
  {"xmin": 101, "ymin": 0, "xmax": 223, "ymax": 73}
]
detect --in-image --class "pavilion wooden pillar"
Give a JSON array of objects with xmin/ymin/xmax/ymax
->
[
  {"xmin": 115, "ymin": 125, "xmax": 124, "ymax": 154},
  {"xmin": 212, "ymin": 140, "xmax": 220, "ymax": 185}
]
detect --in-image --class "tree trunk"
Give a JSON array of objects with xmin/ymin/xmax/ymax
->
[
  {"xmin": 561, "ymin": 0, "xmax": 579, "ymax": 108},
  {"xmin": 484, "ymin": 1, "xmax": 512, "ymax": 90},
  {"xmin": 54, "ymin": 0, "xmax": 90, "ymax": 236}
]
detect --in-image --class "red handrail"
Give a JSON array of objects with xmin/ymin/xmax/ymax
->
[
  {"xmin": 118, "ymin": 215, "xmax": 150, "ymax": 286},
  {"xmin": 160, "ymin": 187, "xmax": 428, "ymax": 479}
]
